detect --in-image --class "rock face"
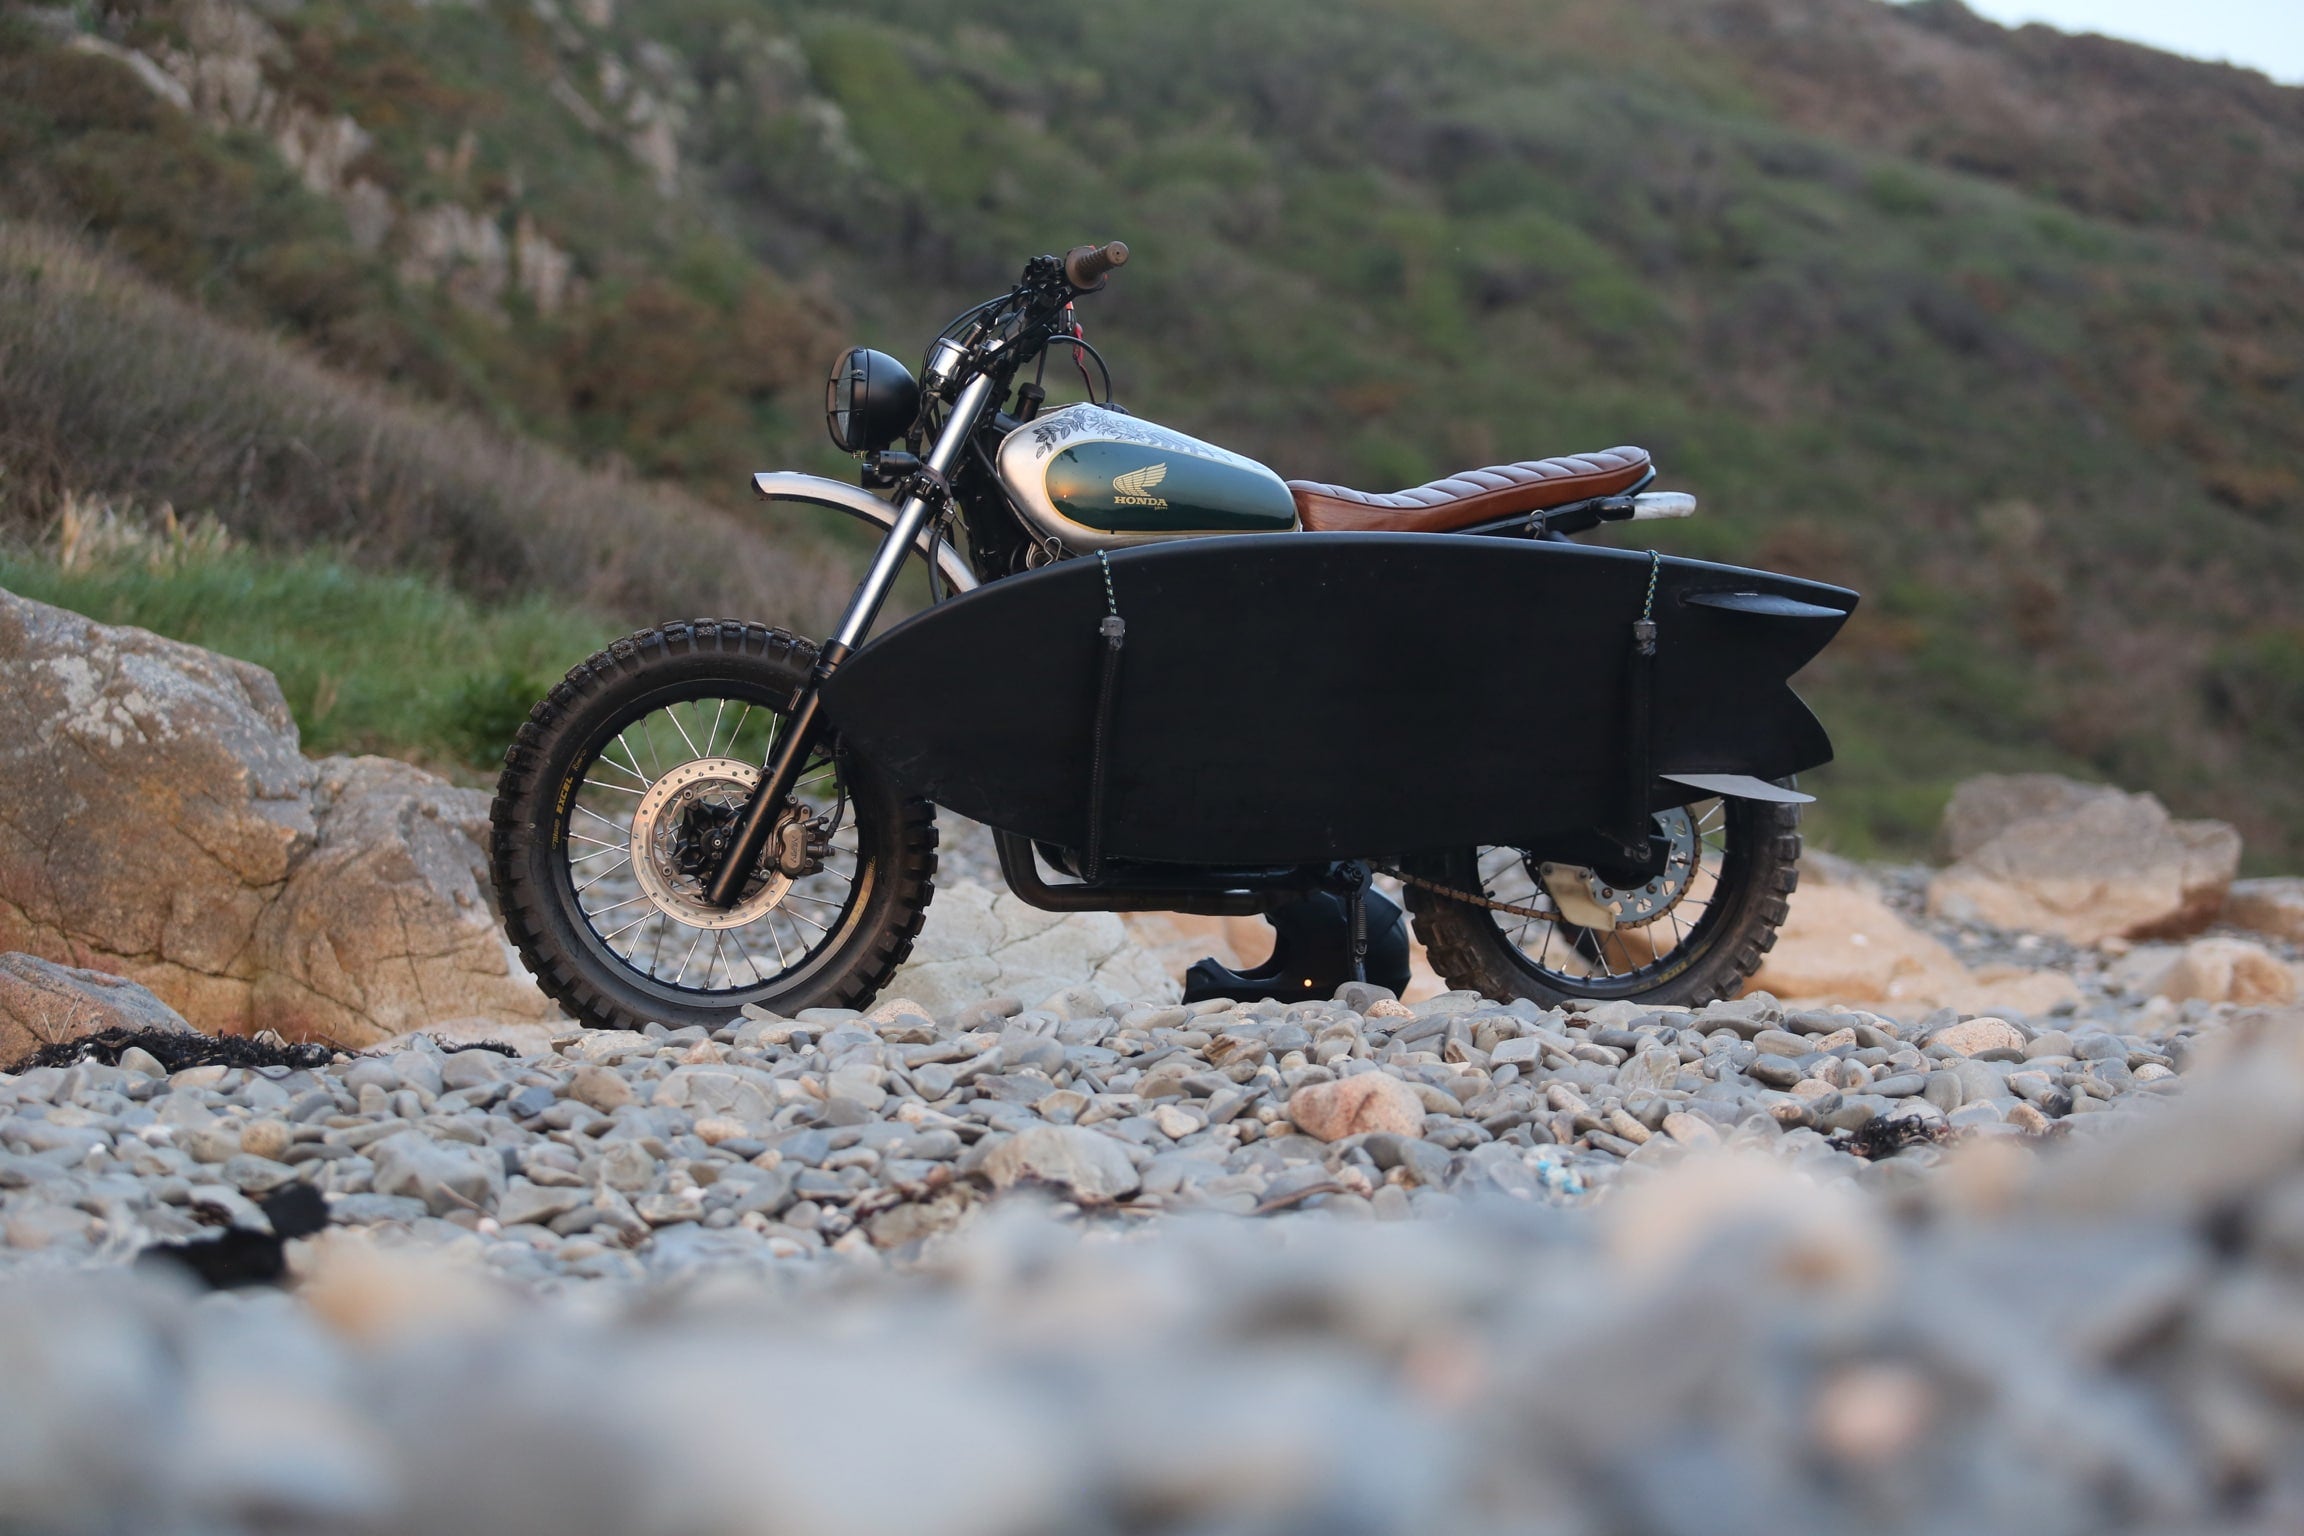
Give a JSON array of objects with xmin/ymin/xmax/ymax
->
[
  {"xmin": 888, "ymin": 881, "xmax": 1179, "ymax": 1017},
  {"xmin": 253, "ymin": 756, "xmax": 557, "ymax": 1045},
  {"xmin": 2227, "ymin": 879, "xmax": 2304, "ymax": 944},
  {"xmin": 0, "ymin": 588, "xmax": 556, "ymax": 1047},
  {"xmin": 2151, "ymin": 938, "xmax": 2299, "ymax": 1007},
  {"xmin": 1748, "ymin": 878, "xmax": 1970, "ymax": 1005},
  {"xmin": 0, "ymin": 587, "xmax": 314, "ymax": 1025},
  {"xmin": 1925, "ymin": 774, "xmax": 2240, "ymax": 943},
  {"xmin": 0, "ymin": 954, "xmax": 191, "ymax": 1066},
  {"xmin": 1746, "ymin": 862, "xmax": 2078, "ymax": 1017}
]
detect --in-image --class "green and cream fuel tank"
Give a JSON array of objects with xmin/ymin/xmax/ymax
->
[{"xmin": 995, "ymin": 404, "xmax": 1299, "ymax": 551}]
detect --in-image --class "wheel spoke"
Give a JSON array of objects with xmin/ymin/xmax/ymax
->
[
  {"xmin": 572, "ymin": 856, "xmax": 631, "ymax": 896},
  {"xmin": 668, "ymin": 705, "xmax": 704, "ymax": 761},
  {"xmin": 1478, "ymin": 807, "xmax": 1737, "ymax": 989},
  {"xmin": 555, "ymin": 688, "xmax": 892, "ymax": 1000},
  {"xmin": 583, "ymin": 893, "xmax": 652, "ymax": 920},
  {"xmin": 600, "ymin": 911, "xmax": 654, "ymax": 945},
  {"xmin": 608, "ymin": 735, "xmax": 652, "ymax": 788},
  {"xmin": 575, "ymin": 803, "xmax": 629, "ymax": 833},
  {"xmin": 671, "ymin": 928, "xmax": 705, "ymax": 985}
]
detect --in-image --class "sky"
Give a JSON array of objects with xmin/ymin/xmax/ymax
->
[{"xmin": 1951, "ymin": 0, "xmax": 2304, "ymax": 83}]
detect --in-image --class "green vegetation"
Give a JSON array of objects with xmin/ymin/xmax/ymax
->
[
  {"xmin": 1, "ymin": 0, "xmax": 2298, "ymax": 866},
  {"xmin": 0, "ymin": 525, "xmax": 611, "ymax": 772},
  {"xmin": 0, "ymin": 221, "xmax": 853, "ymax": 628}
]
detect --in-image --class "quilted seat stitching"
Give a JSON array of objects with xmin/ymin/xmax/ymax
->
[{"xmin": 1285, "ymin": 446, "xmax": 1651, "ymax": 530}]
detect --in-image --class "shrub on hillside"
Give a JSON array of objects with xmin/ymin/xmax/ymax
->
[{"xmin": 0, "ymin": 222, "xmax": 848, "ymax": 629}]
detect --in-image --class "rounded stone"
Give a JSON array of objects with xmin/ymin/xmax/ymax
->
[
  {"xmin": 237, "ymin": 1119, "xmax": 294, "ymax": 1162},
  {"xmin": 565, "ymin": 1066, "xmax": 634, "ymax": 1112},
  {"xmin": 1286, "ymin": 1074, "xmax": 1427, "ymax": 1143},
  {"xmin": 1925, "ymin": 1017, "xmax": 2028, "ymax": 1057}
]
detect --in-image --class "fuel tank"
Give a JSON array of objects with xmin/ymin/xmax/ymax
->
[
  {"xmin": 820, "ymin": 533, "xmax": 1858, "ymax": 865},
  {"xmin": 995, "ymin": 403, "xmax": 1299, "ymax": 551}
]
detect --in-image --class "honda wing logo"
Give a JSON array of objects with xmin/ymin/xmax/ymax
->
[{"xmin": 1110, "ymin": 461, "xmax": 1169, "ymax": 509}]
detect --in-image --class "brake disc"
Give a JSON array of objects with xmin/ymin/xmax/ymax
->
[
  {"xmin": 626, "ymin": 758, "xmax": 792, "ymax": 931},
  {"xmin": 1537, "ymin": 806, "xmax": 1700, "ymax": 932}
]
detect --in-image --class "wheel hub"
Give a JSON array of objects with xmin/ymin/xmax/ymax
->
[
  {"xmin": 1537, "ymin": 806, "xmax": 1699, "ymax": 932},
  {"xmin": 627, "ymin": 758, "xmax": 792, "ymax": 930}
]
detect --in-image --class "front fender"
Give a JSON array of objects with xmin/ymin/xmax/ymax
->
[{"xmin": 751, "ymin": 471, "xmax": 979, "ymax": 595}]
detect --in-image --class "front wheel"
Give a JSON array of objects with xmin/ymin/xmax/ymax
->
[
  {"xmin": 490, "ymin": 621, "xmax": 937, "ymax": 1033},
  {"xmin": 1403, "ymin": 793, "xmax": 1800, "ymax": 1008}
]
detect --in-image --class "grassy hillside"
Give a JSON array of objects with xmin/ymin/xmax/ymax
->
[
  {"xmin": 3, "ymin": 0, "xmax": 2298, "ymax": 866},
  {"xmin": 0, "ymin": 527, "xmax": 612, "ymax": 772},
  {"xmin": 0, "ymin": 222, "xmax": 852, "ymax": 623}
]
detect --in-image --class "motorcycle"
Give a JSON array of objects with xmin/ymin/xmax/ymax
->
[{"xmin": 490, "ymin": 242, "xmax": 1856, "ymax": 1032}]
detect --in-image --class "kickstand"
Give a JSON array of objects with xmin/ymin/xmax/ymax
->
[{"xmin": 1339, "ymin": 861, "xmax": 1370, "ymax": 985}]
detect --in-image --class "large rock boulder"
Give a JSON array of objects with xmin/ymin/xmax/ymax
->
[
  {"xmin": 2130, "ymin": 938, "xmax": 2301, "ymax": 1007},
  {"xmin": 0, "ymin": 587, "xmax": 315, "ymax": 1026},
  {"xmin": 0, "ymin": 587, "xmax": 557, "ymax": 1047},
  {"xmin": 0, "ymin": 953, "xmax": 192, "ymax": 1067},
  {"xmin": 1748, "ymin": 859, "xmax": 2080, "ymax": 1018},
  {"xmin": 1925, "ymin": 774, "xmax": 2240, "ymax": 943},
  {"xmin": 1747, "ymin": 876, "xmax": 1971, "ymax": 1006},
  {"xmin": 888, "ymin": 881, "xmax": 1179, "ymax": 1017},
  {"xmin": 2227, "ymin": 879, "xmax": 2304, "ymax": 945},
  {"xmin": 253, "ymin": 756, "xmax": 556, "ymax": 1044}
]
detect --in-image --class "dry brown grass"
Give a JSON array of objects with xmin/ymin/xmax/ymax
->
[{"xmin": 0, "ymin": 221, "xmax": 850, "ymax": 629}]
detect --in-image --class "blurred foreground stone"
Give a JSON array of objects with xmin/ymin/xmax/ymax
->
[{"xmin": 4, "ymin": 1012, "xmax": 2304, "ymax": 1533}]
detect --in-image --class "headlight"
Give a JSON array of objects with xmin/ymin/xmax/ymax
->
[{"xmin": 824, "ymin": 348, "xmax": 921, "ymax": 455}]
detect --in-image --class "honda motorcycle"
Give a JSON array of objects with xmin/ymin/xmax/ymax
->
[{"xmin": 490, "ymin": 242, "xmax": 1856, "ymax": 1032}]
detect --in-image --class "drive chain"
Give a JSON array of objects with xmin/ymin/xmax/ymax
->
[{"xmin": 1376, "ymin": 865, "xmax": 1562, "ymax": 925}]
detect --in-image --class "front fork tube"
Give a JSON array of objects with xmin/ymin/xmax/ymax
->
[
  {"xmin": 704, "ymin": 642, "xmax": 847, "ymax": 908},
  {"xmin": 705, "ymin": 371, "xmax": 998, "ymax": 909}
]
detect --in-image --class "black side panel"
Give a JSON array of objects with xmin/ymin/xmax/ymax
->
[{"xmin": 820, "ymin": 534, "xmax": 1854, "ymax": 864}]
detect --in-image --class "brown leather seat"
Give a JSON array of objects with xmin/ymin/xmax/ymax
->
[{"xmin": 1287, "ymin": 446, "xmax": 1651, "ymax": 534}]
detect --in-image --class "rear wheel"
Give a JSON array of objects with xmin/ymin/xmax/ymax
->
[
  {"xmin": 1403, "ymin": 794, "xmax": 1800, "ymax": 1008},
  {"xmin": 490, "ymin": 621, "xmax": 936, "ymax": 1033}
]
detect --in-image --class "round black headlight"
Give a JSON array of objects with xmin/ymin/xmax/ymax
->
[{"xmin": 824, "ymin": 347, "xmax": 921, "ymax": 454}]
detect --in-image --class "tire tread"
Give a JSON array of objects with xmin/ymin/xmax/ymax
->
[
  {"xmin": 1405, "ymin": 800, "xmax": 1802, "ymax": 1008},
  {"xmin": 488, "ymin": 620, "xmax": 937, "ymax": 1032}
]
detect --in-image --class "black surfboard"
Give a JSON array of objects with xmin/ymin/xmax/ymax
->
[{"xmin": 820, "ymin": 534, "xmax": 1855, "ymax": 865}]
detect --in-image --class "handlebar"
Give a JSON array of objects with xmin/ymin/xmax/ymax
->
[{"xmin": 1063, "ymin": 241, "xmax": 1129, "ymax": 291}]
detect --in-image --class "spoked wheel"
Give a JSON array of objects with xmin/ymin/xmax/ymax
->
[
  {"xmin": 491, "ymin": 621, "xmax": 936, "ymax": 1033},
  {"xmin": 1403, "ymin": 794, "xmax": 1801, "ymax": 1008}
]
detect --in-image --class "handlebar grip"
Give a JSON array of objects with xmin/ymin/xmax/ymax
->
[{"xmin": 1064, "ymin": 241, "xmax": 1129, "ymax": 290}]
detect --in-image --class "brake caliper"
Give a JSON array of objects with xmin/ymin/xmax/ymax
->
[{"xmin": 769, "ymin": 805, "xmax": 833, "ymax": 880}]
